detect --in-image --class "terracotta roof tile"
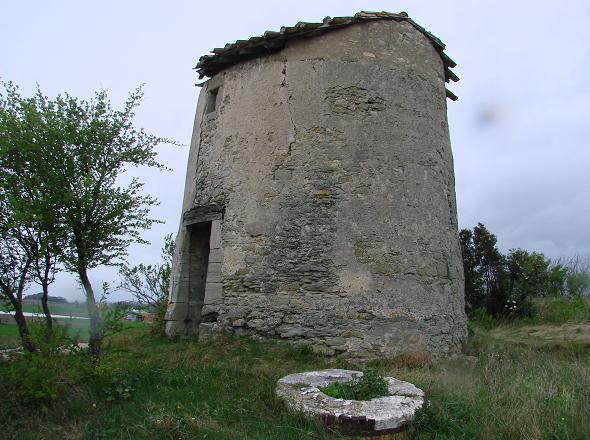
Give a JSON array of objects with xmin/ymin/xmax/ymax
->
[{"xmin": 196, "ymin": 11, "xmax": 458, "ymax": 99}]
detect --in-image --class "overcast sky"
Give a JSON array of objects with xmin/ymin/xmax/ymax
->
[{"xmin": 1, "ymin": 1, "xmax": 589, "ymax": 302}]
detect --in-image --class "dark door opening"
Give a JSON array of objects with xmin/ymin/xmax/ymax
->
[{"xmin": 187, "ymin": 221, "xmax": 212, "ymax": 334}]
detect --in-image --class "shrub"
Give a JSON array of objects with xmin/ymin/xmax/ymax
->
[
  {"xmin": 320, "ymin": 369, "xmax": 389, "ymax": 401},
  {"xmin": 532, "ymin": 297, "xmax": 590, "ymax": 324},
  {"xmin": 0, "ymin": 323, "xmax": 93, "ymax": 411},
  {"xmin": 104, "ymin": 371, "xmax": 139, "ymax": 402},
  {"xmin": 567, "ymin": 272, "xmax": 590, "ymax": 298}
]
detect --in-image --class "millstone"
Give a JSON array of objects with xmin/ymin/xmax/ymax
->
[{"xmin": 276, "ymin": 369, "xmax": 425, "ymax": 435}]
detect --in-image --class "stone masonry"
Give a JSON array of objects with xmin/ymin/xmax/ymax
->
[{"xmin": 165, "ymin": 12, "xmax": 468, "ymax": 359}]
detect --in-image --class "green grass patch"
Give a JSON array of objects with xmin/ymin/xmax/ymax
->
[
  {"xmin": 1, "ymin": 324, "xmax": 589, "ymax": 439},
  {"xmin": 0, "ymin": 320, "xmax": 89, "ymax": 347},
  {"xmin": 0, "ymin": 324, "xmax": 21, "ymax": 348},
  {"xmin": 1, "ymin": 330, "xmax": 347, "ymax": 439},
  {"xmin": 402, "ymin": 327, "xmax": 590, "ymax": 440}
]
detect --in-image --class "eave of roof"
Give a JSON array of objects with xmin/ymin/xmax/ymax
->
[{"xmin": 195, "ymin": 11, "xmax": 459, "ymax": 100}]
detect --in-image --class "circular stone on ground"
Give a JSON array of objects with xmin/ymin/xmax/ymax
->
[{"xmin": 276, "ymin": 369, "xmax": 424, "ymax": 435}]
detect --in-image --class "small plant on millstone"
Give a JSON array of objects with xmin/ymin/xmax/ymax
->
[{"xmin": 320, "ymin": 369, "xmax": 389, "ymax": 401}]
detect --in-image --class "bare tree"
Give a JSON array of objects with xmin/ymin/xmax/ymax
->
[{"xmin": 117, "ymin": 234, "xmax": 173, "ymax": 332}]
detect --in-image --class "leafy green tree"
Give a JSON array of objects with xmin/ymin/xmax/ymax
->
[
  {"xmin": 0, "ymin": 81, "xmax": 170, "ymax": 356},
  {"xmin": 507, "ymin": 250, "xmax": 547, "ymax": 294},
  {"xmin": 459, "ymin": 228, "xmax": 483, "ymax": 313},
  {"xmin": 460, "ymin": 223, "xmax": 508, "ymax": 316},
  {"xmin": 472, "ymin": 223, "xmax": 508, "ymax": 315},
  {"xmin": 0, "ymin": 83, "xmax": 62, "ymax": 335},
  {"xmin": 460, "ymin": 222, "xmax": 584, "ymax": 319},
  {"xmin": 0, "ymin": 210, "xmax": 35, "ymax": 352},
  {"xmin": 505, "ymin": 249, "xmax": 553, "ymax": 317},
  {"xmin": 567, "ymin": 272, "xmax": 590, "ymax": 298},
  {"xmin": 0, "ymin": 170, "xmax": 59, "ymax": 349},
  {"xmin": 546, "ymin": 264, "xmax": 568, "ymax": 297}
]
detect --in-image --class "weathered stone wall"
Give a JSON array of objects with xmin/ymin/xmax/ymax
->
[{"xmin": 166, "ymin": 20, "xmax": 467, "ymax": 359}]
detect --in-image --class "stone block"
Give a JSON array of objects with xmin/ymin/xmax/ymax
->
[
  {"xmin": 204, "ymin": 282, "xmax": 223, "ymax": 305},
  {"xmin": 165, "ymin": 302, "xmax": 188, "ymax": 321},
  {"xmin": 311, "ymin": 344, "xmax": 336, "ymax": 356},
  {"xmin": 282, "ymin": 314, "xmax": 300, "ymax": 324},
  {"xmin": 247, "ymin": 319, "xmax": 264, "ymax": 328},
  {"xmin": 200, "ymin": 304, "xmax": 219, "ymax": 317},
  {"xmin": 206, "ymin": 262, "xmax": 222, "ymax": 280},
  {"xmin": 198, "ymin": 322, "xmax": 220, "ymax": 340},
  {"xmin": 208, "ymin": 248, "xmax": 223, "ymax": 264},
  {"xmin": 278, "ymin": 324, "xmax": 307, "ymax": 338},
  {"xmin": 210, "ymin": 219, "xmax": 222, "ymax": 249},
  {"xmin": 324, "ymin": 337, "xmax": 347, "ymax": 347},
  {"xmin": 165, "ymin": 320, "xmax": 186, "ymax": 337},
  {"xmin": 274, "ymin": 168, "xmax": 293, "ymax": 181}
]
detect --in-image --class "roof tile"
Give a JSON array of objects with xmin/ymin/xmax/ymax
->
[{"xmin": 196, "ymin": 11, "xmax": 458, "ymax": 98}]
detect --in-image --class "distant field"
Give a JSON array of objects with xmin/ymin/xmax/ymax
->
[
  {"xmin": 0, "ymin": 300, "xmax": 88, "ymax": 317},
  {"xmin": 0, "ymin": 317, "xmax": 147, "ymax": 348}
]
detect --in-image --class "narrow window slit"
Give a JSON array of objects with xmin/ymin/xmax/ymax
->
[{"xmin": 205, "ymin": 87, "xmax": 219, "ymax": 114}]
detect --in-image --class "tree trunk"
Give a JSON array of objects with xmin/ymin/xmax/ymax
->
[
  {"xmin": 13, "ymin": 303, "xmax": 36, "ymax": 352},
  {"xmin": 0, "ymin": 258, "xmax": 36, "ymax": 352},
  {"xmin": 78, "ymin": 267, "xmax": 102, "ymax": 358},
  {"xmin": 40, "ymin": 247, "xmax": 54, "ymax": 331},
  {"xmin": 41, "ymin": 280, "xmax": 53, "ymax": 330}
]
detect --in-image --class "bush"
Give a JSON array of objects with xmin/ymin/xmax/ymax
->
[
  {"xmin": 103, "ymin": 371, "xmax": 139, "ymax": 402},
  {"xmin": 532, "ymin": 297, "xmax": 590, "ymax": 324},
  {"xmin": 567, "ymin": 272, "xmax": 590, "ymax": 298},
  {"xmin": 320, "ymin": 369, "xmax": 389, "ymax": 401},
  {"xmin": 0, "ymin": 324, "xmax": 93, "ymax": 411}
]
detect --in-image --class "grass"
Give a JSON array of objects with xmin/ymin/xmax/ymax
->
[
  {"xmin": 0, "ymin": 319, "xmax": 89, "ymax": 348},
  {"xmin": 528, "ymin": 296, "xmax": 590, "ymax": 324},
  {"xmin": 1, "ymin": 330, "xmax": 346, "ymax": 439},
  {"xmin": 400, "ymin": 328, "xmax": 590, "ymax": 439},
  {"xmin": 488, "ymin": 323, "xmax": 590, "ymax": 347},
  {"xmin": 0, "ymin": 324, "xmax": 21, "ymax": 347},
  {"xmin": 1, "ymin": 317, "xmax": 589, "ymax": 439}
]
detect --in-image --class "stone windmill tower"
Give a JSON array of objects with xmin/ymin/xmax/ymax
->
[{"xmin": 165, "ymin": 11, "xmax": 467, "ymax": 359}]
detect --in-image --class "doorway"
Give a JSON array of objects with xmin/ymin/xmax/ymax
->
[{"xmin": 187, "ymin": 221, "xmax": 212, "ymax": 333}]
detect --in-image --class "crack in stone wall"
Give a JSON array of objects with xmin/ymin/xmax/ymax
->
[{"xmin": 281, "ymin": 60, "xmax": 297, "ymax": 155}]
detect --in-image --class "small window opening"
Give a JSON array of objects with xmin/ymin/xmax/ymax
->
[{"xmin": 205, "ymin": 87, "xmax": 219, "ymax": 114}]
